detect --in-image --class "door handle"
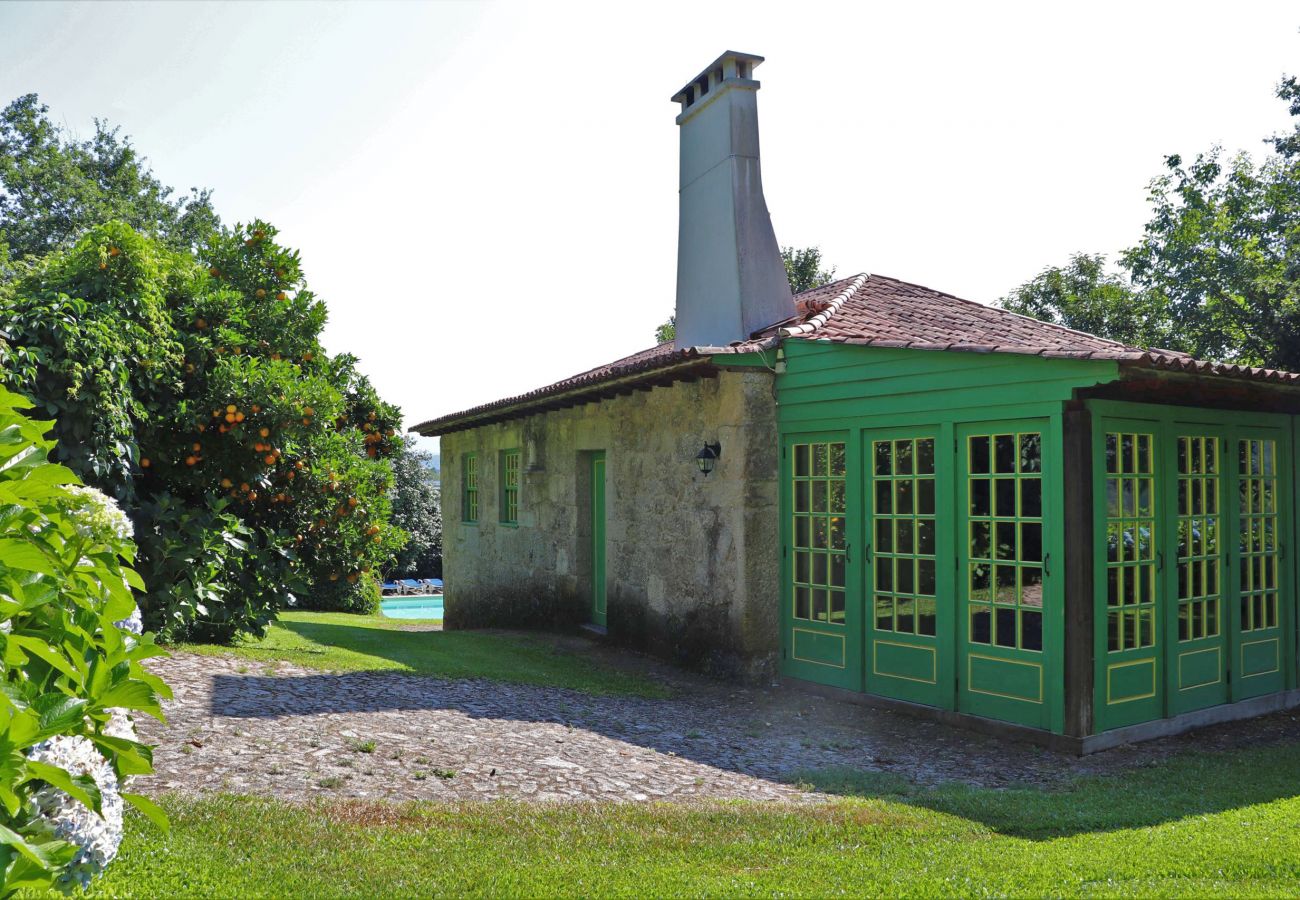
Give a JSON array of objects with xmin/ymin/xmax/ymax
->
[
  {"xmin": 864, "ymin": 542, "xmax": 872, "ymax": 564},
  {"xmin": 845, "ymin": 542, "xmax": 852, "ymax": 563},
  {"xmin": 1157, "ymin": 550, "xmax": 1164, "ymax": 572},
  {"xmin": 1043, "ymin": 552, "xmax": 1051, "ymax": 578}
]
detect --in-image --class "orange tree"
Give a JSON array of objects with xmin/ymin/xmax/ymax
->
[{"xmin": 1, "ymin": 221, "xmax": 406, "ymax": 641}]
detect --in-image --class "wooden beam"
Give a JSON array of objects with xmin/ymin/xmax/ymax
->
[{"xmin": 1062, "ymin": 402, "xmax": 1095, "ymax": 739}]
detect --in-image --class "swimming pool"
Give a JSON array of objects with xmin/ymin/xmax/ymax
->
[{"xmin": 380, "ymin": 595, "xmax": 444, "ymax": 620}]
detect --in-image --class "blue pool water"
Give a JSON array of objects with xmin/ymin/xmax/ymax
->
[{"xmin": 380, "ymin": 595, "xmax": 444, "ymax": 620}]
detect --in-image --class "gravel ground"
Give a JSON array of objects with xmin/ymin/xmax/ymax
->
[{"xmin": 135, "ymin": 635, "xmax": 1300, "ymax": 804}]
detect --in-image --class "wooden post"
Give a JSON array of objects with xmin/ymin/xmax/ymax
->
[{"xmin": 1063, "ymin": 402, "xmax": 1095, "ymax": 738}]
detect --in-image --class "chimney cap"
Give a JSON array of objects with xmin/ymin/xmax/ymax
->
[{"xmin": 670, "ymin": 50, "xmax": 765, "ymax": 108}]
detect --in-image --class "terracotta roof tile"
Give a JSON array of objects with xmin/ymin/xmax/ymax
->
[{"xmin": 412, "ymin": 271, "xmax": 1300, "ymax": 436}]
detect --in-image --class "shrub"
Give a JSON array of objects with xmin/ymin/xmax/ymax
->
[
  {"xmin": 0, "ymin": 388, "xmax": 169, "ymax": 893},
  {"xmin": 302, "ymin": 575, "xmax": 381, "ymax": 614}
]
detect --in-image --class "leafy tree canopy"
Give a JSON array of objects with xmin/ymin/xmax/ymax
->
[
  {"xmin": 654, "ymin": 245, "xmax": 838, "ymax": 343},
  {"xmin": 1003, "ymin": 76, "xmax": 1300, "ymax": 370},
  {"xmin": 0, "ymin": 94, "xmax": 220, "ymax": 277}
]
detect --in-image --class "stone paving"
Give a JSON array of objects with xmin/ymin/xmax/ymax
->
[{"xmin": 136, "ymin": 636, "xmax": 1300, "ymax": 804}]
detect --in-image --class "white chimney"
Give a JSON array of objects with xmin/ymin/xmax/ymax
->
[{"xmin": 672, "ymin": 51, "xmax": 794, "ymax": 348}]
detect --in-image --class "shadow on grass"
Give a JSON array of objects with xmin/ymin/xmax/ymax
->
[{"xmin": 791, "ymin": 740, "xmax": 1300, "ymax": 839}]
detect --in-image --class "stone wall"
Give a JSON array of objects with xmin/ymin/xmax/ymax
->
[{"xmin": 439, "ymin": 368, "xmax": 780, "ymax": 680}]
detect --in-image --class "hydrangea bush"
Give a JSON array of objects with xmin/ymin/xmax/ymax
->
[{"xmin": 0, "ymin": 388, "xmax": 169, "ymax": 892}]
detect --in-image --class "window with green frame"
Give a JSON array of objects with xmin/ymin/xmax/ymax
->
[
  {"xmin": 499, "ymin": 449, "xmax": 520, "ymax": 525},
  {"xmin": 462, "ymin": 453, "xmax": 479, "ymax": 523},
  {"xmin": 791, "ymin": 441, "xmax": 847, "ymax": 624}
]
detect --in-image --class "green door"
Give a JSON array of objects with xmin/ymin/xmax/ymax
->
[
  {"xmin": 783, "ymin": 435, "xmax": 858, "ymax": 690},
  {"xmin": 591, "ymin": 453, "xmax": 606, "ymax": 627},
  {"xmin": 863, "ymin": 430, "xmax": 952, "ymax": 707},
  {"xmin": 1095, "ymin": 422, "xmax": 1164, "ymax": 729},
  {"xmin": 1166, "ymin": 431, "xmax": 1230, "ymax": 715},
  {"xmin": 1093, "ymin": 411, "xmax": 1294, "ymax": 732},
  {"xmin": 956, "ymin": 422, "xmax": 1054, "ymax": 729},
  {"xmin": 1231, "ymin": 430, "xmax": 1290, "ymax": 700}
]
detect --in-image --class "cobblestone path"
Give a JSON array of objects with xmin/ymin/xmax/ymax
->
[{"xmin": 136, "ymin": 641, "xmax": 1300, "ymax": 804}]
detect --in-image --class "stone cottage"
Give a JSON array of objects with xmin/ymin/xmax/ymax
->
[{"xmin": 414, "ymin": 52, "xmax": 1300, "ymax": 750}]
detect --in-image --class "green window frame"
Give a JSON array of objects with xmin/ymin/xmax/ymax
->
[
  {"xmin": 871, "ymin": 437, "xmax": 938, "ymax": 636},
  {"xmin": 1239, "ymin": 438, "xmax": 1280, "ymax": 632},
  {"xmin": 791, "ymin": 441, "xmax": 847, "ymax": 624},
  {"xmin": 1103, "ymin": 431, "xmax": 1157, "ymax": 652},
  {"xmin": 461, "ymin": 453, "xmax": 478, "ymax": 523},
  {"xmin": 499, "ymin": 449, "xmax": 521, "ymax": 525}
]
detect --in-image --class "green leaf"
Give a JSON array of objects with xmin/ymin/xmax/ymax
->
[
  {"xmin": 24, "ymin": 760, "xmax": 103, "ymax": 814},
  {"xmin": 121, "ymin": 791, "xmax": 169, "ymax": 833}
]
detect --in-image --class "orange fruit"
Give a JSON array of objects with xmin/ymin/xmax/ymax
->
[
  {"xmin": 264, "ymin": 454, "xmax": 276, "ymax": 465},
  {"xmin": 347, "ymin": 574, "xmax": 358, "ymax": 584},
  {"xmin": 108, "ymin": 246, "xmax": 120, "ymax": 257},
  {"xmin": 225, "ymin": 413, "xmax": 236, "ymax": 423},
  {"xmin": 235, "ymin": 412, "xmax": 245, "ymax": 422},
  {"xmin": 329, "ymin": 573, "xmax": 339, "ymax": 582},
  {"xmin": 240, "ymin": 483, "xmax": 250, "ymax": 492},
  {"xmin": 221, "ymin": 478, "xmax": 233, "ymax": 488},
  {"xmin": 140, "ymin": 458, "xmax": 151, "ymax": 468},
  {"xmin": 372, "ymin": 535, "xmax": 381, "ymax": 544},
  {"xmin": 302, "ymin": 417, "xmax": 311, "ymax": 425},
  {"xmin": 209, "ymin": 267, "xmax": 220, "ymax": 277},
  {"xmin": 276, "ymin": 292, "xmax": 287, "ymax": 301},
  {"xmin": 348, "ymin": 497, "xmax": 358, "ymax": 507},
  {"xmin": 247, "ymin": 491, "xmax": 258, "ymax": 501},
  {"xmin": 252, "ymin": 404, "xmax": 261, "ymax": 413},
  {"xmin": 227, "ymin": 405, "xmax": 237, "ymax": 414},
  {"xmin": 185, "ymin": 456, "xmax": 197, "ymax": 466},
  {"xmin": 260, "ymin": 427, "xmax": 270, "ymax": 437},
  {"xmin": 255, "ymin": 289, "xmax": 266, "ymax": 299},
  {"xmin": 196, "ymin": 318, "xmax": 207, "ymax": 329}
]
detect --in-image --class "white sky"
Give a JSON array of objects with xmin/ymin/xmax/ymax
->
[{"xmin": 2, "ymin": 1, "xmax": 1298, "ymax": 457}]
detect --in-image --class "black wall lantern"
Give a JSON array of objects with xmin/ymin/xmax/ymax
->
[{"xmin": 695, "ymin": 441, "xmax": 722, "ymax": 476}]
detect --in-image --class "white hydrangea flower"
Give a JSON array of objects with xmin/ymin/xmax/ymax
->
[
  {"xmin": 26, "ymin": 735, "xmax": 124, "ymax": 890},
  {"xmin": 62, "ymin": 485, "xmax": 134, "ymax": 543},
  {"xmin": 103, "ymin": 708, "xmax": 137, "ymax": 743},
  {"xmin": 113, "ymin": 605, "xmax": 143, "ymax": 637}
]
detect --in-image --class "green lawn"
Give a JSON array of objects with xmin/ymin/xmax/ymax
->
[
  {"xmin": 89, "ymin": 740, "xmax": 1300, "ymax": 897},
  {"xmin": 177, "ymin": 610, "xmax": 669, "ymax": 698}
]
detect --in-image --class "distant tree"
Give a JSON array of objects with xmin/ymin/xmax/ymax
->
[
  {"xmin": 389, "ymin": 445, "xmax": 442, "ymax": 578},
  {"xmin": 654, "ymin": 245, "xmax": 837, "ymax": 341},
  {"xmin": 0, "ymin": 93, "xmax": 220, "ymax": 276},
  {"xmin": 1003, "ymin": 75, "xmax": 1300, "ymax": 369},
  {"xmin": 1000, "ymin": 253, "xmax": 1168, "ymax": 349},
  {"xmin": 782, "ymin": 245, "xmax": 837, "ymax": 294}
]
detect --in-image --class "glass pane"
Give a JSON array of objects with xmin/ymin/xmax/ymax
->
[
  {"xmin": 995, "ymin": 565, "xmax": 1017, "ymax": 604},
  {"xmin": 995, "ymin": 522, "xmax": 1016, "ymax": 560},
  {"xmin": 829, "ymin": 443, "xmax": 846, "ymax": 477},
  {"xmin": 995, "ymin": 607, "xmax": 1017, "ymax": 647},
  {"xmin": 917, "ymin": 519, "xmax": 935, "ymax": 554},
  {"xmin": 795, "ymin": 551, "xmax": 810, "ymax": 583},
  {"xmin": 1020, "ymin": 433, "xmax": 1042, "ymax": 473},
  {"xmin": 876, "ymin": 480, "xmax": 892, "ymax": 515},
  {"xmin": 917, "ymin": 439, "xmax": 935, "ymax": 475},
  {"xmin": 970, "ymin": 521, "xmax": 991, "ymax": 559},
  {"xmin": 812, "ymin": 553, "xmax": 828, "ymax": 586},
  {"xmin": 1021, "ymin": 610, "xmax": 1043, "ymax": 651},
  {"xmin": 918, "ymin": 479, "xmax": 935, "ymax": 516},
  {"xmin": 917, "ymin": 559, "xmax": 936, "ymax": 596},
  {"xmin": 812, "ymin": 517, "xmax": 828, "ymax": 549},
  {"xmin": 995, "ymin": 479, "xmax": 1016, "ymax": 517},
  {"xmin": 795, "ymin": 517, "xmax": 809, "ymax": 548},
  {"xmin": 896, "ymin": 560, "xmax": 915, "ymax": 595},
  {"xmin": 812, "ymin": 444, "xmax": 827, "ymax": 477},
  {"xmin": 971, "ymin": 479, "xmax": 991, "ymax": 517},
  {"xmin": 829, "ymin": 480, "xmax": 846, "ymax": 514},
  {"xmin": 916, "ymin": 598, "xmax": 937, "ymax": 636},
  {"xmin": 795, "ymin": 482, "xmax": 809, "ymax": 513},
  {"xmin": 876, "ymin": 518, "xmax": 893, "ymax": 553},
  {"xmin": 1105, "ymin": 432, "xmax": 1118, "ymax": 474},
  {"xmin": 895, "ymin": 480, "xmax": 914, "ymax": 515},
  {"xmin": 896, "ymin": 598, "xmax": 915, "ymax": 634},
  {"xmin": 1020, "ymin": 522, "xmax": 1042, "ymax": 562},
  {"xmin": 830, "ymin": 516, "xmax": 846, "ymax": 550},
  {"xmin": 829, "ymin": 590, "xmax": 845, "ymax": 623},
  {"xmin": 812, "ymin": 481, "xmax": 827, "ymax": 513},
  {"xmin": 1022, "ymin": 566, "xmax": 1044, "ymax": 607},
  {"xmin": 995, "ymin": 435, "xmax": 1016, "ymax": 473},
  {"xmin": 795, "ymin": 586, "xmax": 810, "ymax": 619},
  {"xmin": 876, "ymin": 561, "xmax": 893, "ymax": 592},
  {"xmin": 875, "ymin": 441, "xmax": 891, "ymax": 476},
  {"xmin": 970, "ymin": 563, "xmax": 991, "ymax": 598},
  {"xmin": 795, "ymin": 444, "xmax": 810, "ymax": 477},
  {"xmin": 1022, "ymin": 479, "xmax": 1042, "ymax": 518},
  {"xmin": 969, "ymin": 436, "xmax": 990, "ymax": 474},
  {"xmin": 895, "ymin": 440, "xmax": 913, "ymax": 475},
  {"xmin": 812, "ymin": 588, "xmax": 827, "ymax": 621},
  {"xmin": 875, "ymin": 597, "xmax": 893, "ymax": 631},
  {"xmin": 830, "ymin": 554, "xmax": 845, "ymax": 588},
  {"xmin": 1136, "ymin": 434, "xmax": 1151, "ymax": 473},
  {"xmin": 971, "ymin": 606, "xmax": 992, "ymax": 644},
  {"xmin": 895, "ymin": 520, "xmax": 914, "ymax": 554}
]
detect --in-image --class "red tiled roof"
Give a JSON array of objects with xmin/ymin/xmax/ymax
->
[
  {"xmin": 772, "ymin": 273, "xmax": 1300, "ymax": 384},
  {"xmin": 412, "ymin": 272, "xmax": 1300, "ymax": 436}
]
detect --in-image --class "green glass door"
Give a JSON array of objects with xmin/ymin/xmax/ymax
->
[
  {"xmin": 1167, "ymin": 432, "xmax": 1229, "ymax": 715},
  {"xmin": 957, "ymin": 422, "xmax": 1054, "ymax": 729},
  {"xmin": 1096, "ymin": 424, "xmax": 1163, "ymax": 729},
  {"xmin": 591, "ymin": 453, "xmax": 606, "ymax": 627},
  {"xmin": 783, "ymin": 436, "xmax": 858, "ymax": 690},
  {"xmin": 1232, "ymin": 432, "xmax": 1288, "ymax": 699},
  {"xmin": 864, "ymin": 431, "xmax": 951, "ymax": 707}
]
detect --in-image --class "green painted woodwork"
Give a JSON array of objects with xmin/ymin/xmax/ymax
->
[
  {"xmin": 499, "ymin": 449, "xmax": 520, "ymax": 525},
  {"xmin": 783, "ymin": 434, "xmax": 858, "ymax": 688},
  {"xmin": 591, "ymin": 453, "xmax": 607, "ymax": 628},
  {"xmin": 461, "ymin": 453, "xmax": 479, "ymax": 524},
  {"xmin": 1090, "ymin": 402, "xmax": 1296, "ymax": 733},
  {"xmin": 776, "ymin": 344, "xmax": 1089, "ymax": 732},
  {"xmin": 956, "ymin": 421, "xmax": 1058, "ymax": 729},
  {"xmin": 864, "ymin": 429, "xmax": 953, "ymax": 707}
]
